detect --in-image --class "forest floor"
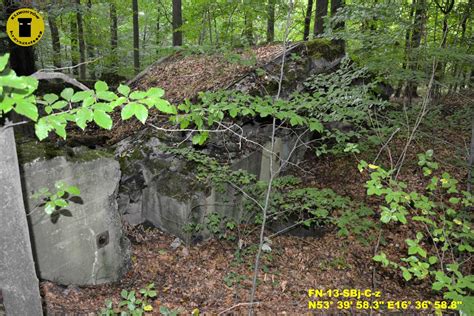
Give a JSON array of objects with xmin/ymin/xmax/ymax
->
[{"xmin": 41, "ymin": 91, "xmax": 472, "ymax": 315}]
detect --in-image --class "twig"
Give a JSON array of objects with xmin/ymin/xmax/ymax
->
[
  {"xmin": 248, "ymin": 2, "xmax": 294, "ymax": 315},
  {"xmin": 0, "ymin": 120, "xmax": 29, "ymax": 133},
  {"xmin": 37, "ymin": 57, "xmax": 102, "ymax": 72},
  {"xmin": 31, "ymin": 71, "xmax": 90, "ymax": 91},
  {"xmin": 218, "ymin": 302, "xmax": 261, "ymax": 315}
]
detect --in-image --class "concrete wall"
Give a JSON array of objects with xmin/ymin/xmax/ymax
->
[{"xmin": 20, "ymin": 146, "xmax": 130, "ymax": 286}]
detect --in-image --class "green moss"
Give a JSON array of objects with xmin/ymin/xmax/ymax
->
[
  {"xmin": 305, "ymin": 38, "xmax": 344, "ymax": 61},
  {"xmin": 17, "ymin": 140, "xmax": 66, "ymax": 164},
  {"xmin": 17, "ymin": 140, "xmax": 113, "ymax": 165},
  {"xmin": 70, "ymin": 147, "xmax": 114, "ymax": 162}
]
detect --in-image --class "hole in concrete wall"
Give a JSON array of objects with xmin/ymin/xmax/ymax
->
[{"xmin": 96, "ymin": 231, "xmax": 109, "ymax": 249}]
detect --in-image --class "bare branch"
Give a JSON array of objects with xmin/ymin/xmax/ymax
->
[{"xmin": 31, "ymin": 71, "xmax": 90, "ymax": 91}]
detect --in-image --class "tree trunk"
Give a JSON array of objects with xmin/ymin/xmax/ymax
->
[
  {"xmin": 172, "ymin": 0, "xmax": 183, "ymax": 46},
  {"xmin": 3, "ymin": 0, "xmax": 36, "ymax": 76},
  {"xmin": 468, "ymin": 114, "xmax": 474, "ymax": 193},
  {"xmin": 303, "ymin": 0, "xmax": 314, "ymax": 41},
  {"xmin": 314, "ymin": 0, "xmax": 328, "ymax": 36},
  {"xmin": 76, "ymin": 0, "xmax": 86, "ymax": 80},
  {"xmin": 331, "ymin": 0, "xmax": 344, "ymax": 29},
  {"xmin": 110, "ymin": 1, "xmax": 118, "ymax": 67},
  {"xmin": 244, "ymin": 12, "xmax": 254, "ymax": 45},
  {"xmin": 85, "ymin": 0, "xmax": 95, "ymax": 79},
  {"xmin": 156, "ymin": 5, "xmax": 160, "ymax": 53},
  {"xmin": 0, "ymin": 123, "xmax": 43, "ymax": 316},
  {"xmin": 48, "ymin": 7, "xmax": 61, "ymax": 68},
  {"xmin": 266, "ymin": 0, "xmax": 275, "ymax": 42},
  {"xmin": 70, "ymin": 15, "xmax": 79, "ymax": 76},
  {"xmin": 404, "ymin": 0, "xmax": 426, "ymax": 99},
  {"xmin": 132, "ymin": 0, "xmax": 140, "ymax": 74}
]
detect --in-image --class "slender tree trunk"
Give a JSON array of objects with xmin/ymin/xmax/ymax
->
[
  {"xmin": 156, "ymin": 5, "xmax": 160, "ymax": 53},
  {"xmin": 48, "ymin": 7, "xmax": 61, "ymax": 68},
  {"xmin": 331, "ymin": 0, "xmax": 344, "ymax": 29},
  {"xmin": 303, "ymin": 0, "xmax": 314, "ymax": 41},
  {"xmin": 244, "ymin": 12, "xmax": 254, "ymax": 45},
  {"xmin": 404, "ymin": 0, "xmax": 426, "ymax": 99},
  {"xmin": 76, "ymin": 0, "xmax": 86, "ymax": 80},
  {"xmin": 85, "ymin": 0, "xmax": 95, "ymax": 79},
  {"xmin": 172, "ymin": 0, "xmax": 183, "ymax": 46},
  {"xmin": 267, "ymin": 0, "xmax": 275, "ymax": 42},
  {"xmin": 132, "ymin": 0, "xmax": 140, "ymax": 74},
  {"xmin": 468, "ymin": 114, "xmax": 474, "ymax": 193},
  {"xmin": 314, "ymin": 0, "xmax": 328, "ymax": 36},
  {"xmin": 70, "ymin": 14, "xmax": 78, "ymax": 75},
  {"xmin": 110, "ymin": 1, "xmax": 118, "ymax": 68}
]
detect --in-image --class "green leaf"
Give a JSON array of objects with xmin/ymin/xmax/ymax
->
[
  {"xmin": 60, "ymin": 88, "xmax": 74, "ymax": 101},
  {"xmin": 71, "ymin": 90, "xmax": 94, "ymax": 102},
  {"xmin": 65, "ymin": 186, "xmax": 80, "ymax": 195},
  {"xmin": 121, "ymin": 102, "xmax": 148, "ymax": 124},
  {"xmin": 43, "ymin": 93, "xmax": 59, "ymax": 104},
  {"xmin": 155, "ymin": 99, "xmax": 176, "ymax": 114},
  {"xmin": 129, "ymin": 91, "xmax": 147, "ymax": 100},
  {"xmin": 44, "ymin": 202, "xmax": 55, "ymax": 215},
  {"xmin": 146, "ymin": 87, "xmax": 164, "ymax": 98},
  {"xmin": 96, "ymin": 91, "xmax": 117, "ymax": 102},
  {"xmin": 54, "ymin": 198, "xmax": 68, "ymax": 208},
  {"xmin": 0, "ymin": 97, "xmax": 14, "ymax": 113},
  {"xmin": 51, "ymin": 100, "xmax": 68, "ymax": 110},
  {"xmin": 117, "ymin": 84, "xmax": 130, "ymax": 97},
  {"xmin": 75, "ymin": 107, "xmax": 93, "ymax": 130},
  {"xmin": 428, "ymin": 256, "xmax": 438, "ymax": 265},
  {"xmin": 93, "ymin": 110, "xmax": 113, "ymax": 130},
  {"xmin": 82, "ymin": 96, "xmax": 95, "ymax": 108},
  {"xmin": 35, "ymin": 118, "xmax": 52, "ymax": 140},
  {"xmin": 15, "ymin": 99, "xmax": 38, "ymax": 121},
  {"xmin": 309, "ymin": 119, "xmax": 324, "ymax": 132},
  {"xmin": 402, "ymin": 268, "xmax": 412, "ymax": 281},
  {"xmin": 192, "ymin": 132, "xmax": 208, "ymax": 145},
  {"xmin": 133, "ymin": 103, "xmax": 148, "ymax": 124},
  {"xmin": 94, "ymin": 81, "xmax": 108, "ymax": 92},
  {"xmin": 0, "ymin": 53, "xmax": 9, "ymax": 72}
]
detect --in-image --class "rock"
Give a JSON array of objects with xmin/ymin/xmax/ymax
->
[
  {"xmin": 170, "ymin": 238, "xmax": 182, "ymax": 250},
  {"xmin": 18, "ymin": 142, "xmax": 130, "ymax": 286}
]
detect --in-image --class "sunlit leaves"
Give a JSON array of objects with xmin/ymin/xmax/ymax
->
[
  {"xmin": 121, "ymin": 102, "xmax": 148, "ymax": 124},
  {"xmin": 60, "ymin": 88, "xmax": 74, "ymax": 101},
  {"xmin": 93, "ymin": 110, "xmax": 113, "ymax": 129},
  {"xmin": 94, "ymin": 81, "xmax": 109, "ymax": 92},
  {"xmin": 15, "ymin": 99, "xmax": 38, "ymax": 121}
]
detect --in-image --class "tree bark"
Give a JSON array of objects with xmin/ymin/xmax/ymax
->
[
  {"xmin": 404, "ymin": 0, "xmax": 426, "ymax": 99},
  {"xmin": 303, "ymin": 0, "xmax": 314, "ymax": 41},
  {"xmin": 0, "ymin": 123, "xmax": 43, "ymax": 316},
  {"xmin": 314, "ymin": 0, "xmax": 328, "ymax": 36},
  {"xmin": 132, "ymin": 0, "xmax": 140, "ymax": 74},
  {"xmin": 156, "ymin": 4, "xmax": 160, "ymax": 53},
  {"xmin": 172, "ymin": 0, "xmax": 183, "ymax": 46},
  {"xmin": 70, "ymin": 15, "xmax": 79, "ymax": 76},
  {"xmin": 76, "ymin": 0, "xmax": 86, "ymax": 79},
  {"xmin": 244, "ymin": 12, "xmax": 254, "ymax": 45},
  {"xmin": 267, "ymin": 0, "xmax": 275, "ymax": 42},
  {"xmin": 331, "ymin": 0, "xmax": 344, "ymax": 29},
  {"xmin": 85, "ymin": 0, "xmax": 95, "ymax": 79},
  {"xmin": 3, "ymin": 0, "xmax": 36, "ymax": 76},
  {"xmin": 48, "ymin": 7, "xmax": 61, "ymax": 68},
  {"xmin": 110, "ymin": 1, "xmax": 118, "ymax": 67}
]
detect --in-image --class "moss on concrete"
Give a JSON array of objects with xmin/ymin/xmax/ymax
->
[
  {"xmin": 17, "ymin": 140, "xmax": 113, "ymax": 165},
  {"xmin": 305, "ymin": 38, "xmax": 344, "ymax": 61}
]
